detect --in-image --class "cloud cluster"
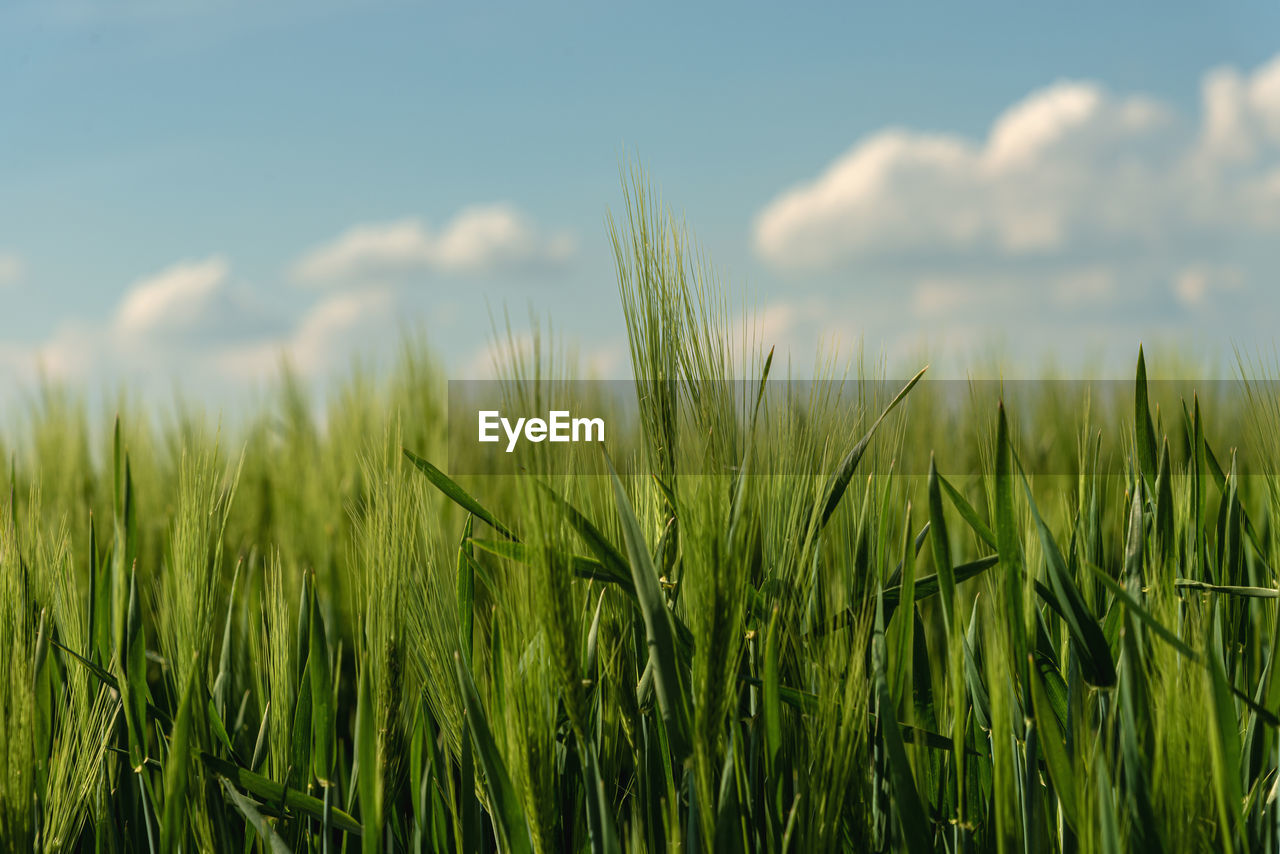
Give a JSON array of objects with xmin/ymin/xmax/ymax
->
[
  {"xmin": 216, "ymin": 288, "xmax": 395, "ymax": 380},
  {"xmin": 28, "ymin": 255, "xmax": 285, "ymax": 383},
  {"xmin": 12, "ymin": 203, "xmax": 573, "ymax": 393},
  {"xmin": 753, "ymin": 54, "xmax": 1280, "ymax": 332},
  {"xmin": 293, "ymin": 205, "xmax": 575, "ymax": 284},
  {"xmin": 114, "ymin": 256, "xmax": 232, "ymax": 339}
]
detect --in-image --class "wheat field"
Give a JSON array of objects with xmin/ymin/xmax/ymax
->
[{"xmin": 3, "ymin": 178, "xmax": 1280, "ymax": 853}]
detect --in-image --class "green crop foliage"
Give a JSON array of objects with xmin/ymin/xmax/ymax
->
[{"xmin": 4, "ymin": 172, "xmax": 1280, "ymax": 852}]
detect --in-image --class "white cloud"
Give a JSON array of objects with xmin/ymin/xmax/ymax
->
[
  {"xmin": 754, "ymin": 56, "xmax": 1280, "ymax": 275},
  {"xmin": 909, "ymin": 268, "xmax": 1115, "ymax": 320},
  {"xmin": 583, "ymin": 343, "xmax": 627, "ymax": 378},
  {"xmin": 218, "ymin": 288, "xmax": 395, "ymax": 380},
  {"xmin": 751, "ymin": 301, "xmax": 809, "ymax": 348},
  {"xmin": 1173, "ymin": 265, "xmax": 1244, "ymax": 307},
  {"xmin": 1198, "ymin": 56, "xmax": 1280, "ymax": 163},
  {"xmin": 0, "ymin": 252, "xmax": 23, "ymax": 287},
  {"xmin": 459, "ymin": 332, "xmax": 537, "ymax": 380},
  {"xmin": 912, "ymin": 279, "xmax": 990, "ymax": 318},
  {"xmin": 6, "ymin": 255, "xmax": 289, "ymax": 388},
  {"xmin": 114, "ymin": 256, "xmax": 230, "ymax": 337},
  {"xmin": 32, "ymin": 321, "xmax": 104, "ymax": 381},
  {"xmin": 293, "ymin": 204, "xmax": 575, "ymax": 284},
  {"xmin": 6, "ymin": 258, "xmax": 240, "ymax": 385}
]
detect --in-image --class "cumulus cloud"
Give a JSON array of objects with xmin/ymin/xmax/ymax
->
[
  {"xmin": 459, "ymin": 333, "xmax": 537, "ymax": 380},
  {"xmin": 1198, "ymin": 56, "xmax": 1280, "ymax": 164},
  {"xmin": 292, "ymin": 204, "xmax": 575, "ymax": 284},
  {"xmin": 4, "ymin": 198, "xmax": 578, "ymax": 398},
  {"xmin": 754, "ymin": 55, "xmax": 1280, "ymax": 275},
  {"xmin": 908, "ymin": 267, "xmax": 1118, "ymax": 321},
  {"xmin": 114, "ymin": 256, "xmax": 230, "ymax": 337},
  {"xmin": 218, "ymin": 288, "xmax": 395, "ymax": 380},
  {"xmin": 32, "ymin": 321, "xmax": 104, "ymax": 382},
  {"xmin": 6, "ymin": 201, "xmax": 543, "ymax": 397},
  {"xmin": 14, "ymin": 258, "xmax": 239, "ymax": 383},
  {"xmin": 101, "ymin": 256, "xmax": 399, "ymax": 383},
  {"xmin": 19, "ymin": 255, "xmax": 294, "ymax": 386},
  {"xmin": 1172, "ymin": 265, "xmax": 1244, "ymax": 307}
]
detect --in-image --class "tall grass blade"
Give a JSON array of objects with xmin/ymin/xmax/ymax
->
[
  {"xmin": 454, "ymin": 649, "xmax": 534, "ymax": 854},
  {"xmin": 818, "ymin": 367, "xmax": 927, "ymax": 528},
  {"xmin": 404, "ymin": 448, "xmax": 516, "ymax": 540},
  {"xmin": 604, "ymin": 451, "xmax": 692, "ymax": 760}
]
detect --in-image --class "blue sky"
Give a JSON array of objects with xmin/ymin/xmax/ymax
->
[{"xmin": 3, "ymin": 1, "xmax": 1280, "ymax": 399}]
